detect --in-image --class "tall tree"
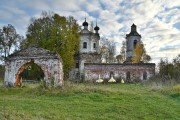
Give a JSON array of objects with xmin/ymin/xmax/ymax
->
[
  {"xmin": 116, "ymin": 54, "xmax": 123, "ymax": 63},
  {"xmin": 142, "ymin": 54, "xmax": 151, "ymax": 63},
  {"xmin": 25, "ymin": 11, "xmax": 80, "ymax": 78},
  {"xmin": 0, "ymin": 24, "xmax": 23, "ymax": 62},
  {"xmin": 100, "ymin": 38, "xmax": 116, "ymax": 63},
  {"xmin": 131, "ymin": 43, "xmax": 151, "ymax": 63},
  {"xmin": 158, "ymin": 54, "xmax": 180, "ymax": 80},
  {"xmin": 158, "ymin": 58, "xmax": 175, "ymax": 78},
  {"xmin": 131, "ymin": 43, "xmax": 144, "ymax": 63},
  {"xmin": 173, "ymin": 54, "xmax": 180, "ymax": 79}
]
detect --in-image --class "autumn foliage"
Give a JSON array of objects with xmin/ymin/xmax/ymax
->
[
  {"xmin": 131, "ymin": 43, "xmax": 144, "ymax": 63},
  {"xmin": 24, "ymin": 11, "xmax": 80, "ymax": 78}
]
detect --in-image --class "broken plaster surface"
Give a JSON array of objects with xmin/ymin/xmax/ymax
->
[
  {"xmin": 4, "ymin": 46, "xmax": 64, "ymax": 87},
  {"xmin": 84, "ymin": 63, "xmax": 155, "ymax": 81}
]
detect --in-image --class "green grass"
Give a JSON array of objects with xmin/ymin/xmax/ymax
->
[{"xmin": 0, "ymin": 81, "xmax": 180, "ymax": 120}]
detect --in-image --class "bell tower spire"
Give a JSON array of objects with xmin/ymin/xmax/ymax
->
[{"xmin": 131, "ymin": 23, "xmax": 137, "ymax": 32}]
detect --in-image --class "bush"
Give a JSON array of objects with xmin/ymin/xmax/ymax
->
[
  {"xmin": 39, "ymin": 80, "xmax": 47, "ymax": 89},
  {"xmin": 141, "ymin": 75, "xmax": 180, "ymax": 88},
  {"xmin": 173, "ymin": 84, "xmax": 180, "ymax": 91}
]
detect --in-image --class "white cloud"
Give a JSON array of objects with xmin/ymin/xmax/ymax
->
[
  {"xmin": 0, "ymin": 0, "xmax": 179, "ymax": 64},
  {"xmin": 163, "ymin": 0, "xmax": 180, "ymax": 8}
]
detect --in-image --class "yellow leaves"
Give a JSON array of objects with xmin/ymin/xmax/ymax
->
[{"xmin": 131, "ymin": 44, "xmax": 144, "ymax": 63}]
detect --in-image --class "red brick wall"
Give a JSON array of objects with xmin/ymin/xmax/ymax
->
[{"xmin": 84, "ymin": 63, "xmax": 155, "ymax": 82}]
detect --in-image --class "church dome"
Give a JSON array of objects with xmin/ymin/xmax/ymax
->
[
  {"xmin": 94, "ymin": 25, "xmax": 100, "ymax": 30},
  {"xmin": 82, "ymin": 18, "xmax": 88, "ymax": 26}
]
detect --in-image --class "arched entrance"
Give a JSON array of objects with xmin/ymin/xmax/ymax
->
[
  {"xmin": 15, "ymin": 61, "xmax": 45, "ymax": 86},
  {"xmin": 126, "ymin": 71, "xmax": 130, "ymax": 80},
  {"xmin": 4, "ymin": 46, "xmax": 64, "ymax": 87},
  {"xmin": 143, "ymin": 71, "xmax": 147, "ymax": 80},
  {"xmin": 19, "ymin": 62, "xmax": 44, "ymax": 82}
]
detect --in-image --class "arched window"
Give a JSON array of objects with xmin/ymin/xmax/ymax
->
[
  {"xmin": 93, "ymin": 43, "xmax": 96, "ymax": 49},
  {"xmin": 75, "ymin": 63, "xmax": 79, "ymax": 68},
  {"xmin": 134, "ymin": 40, "xmax": 137, "ymax": 48},
  {"xmin": 83, "ymin": 42, "xmax": 87, "ymax": 49},
  {"xmin": 126, "ymin": 71, "xmax": 130, "ymax": 80},
  {"xmin": 143, "ymin": 71, "xmax": 147, "ymax": 80},
  {"xmin": 110, "ymin": 71, "xmax": 114, "ymax": 78}
]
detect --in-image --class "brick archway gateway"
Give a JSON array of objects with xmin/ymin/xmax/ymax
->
[
  {"xmin": 4, "ymin": 46, "xmax": 64, "ymax": 87},
  {"xmin": 15, "ymin": 61, "xmax": 44, "ymax": 86}
]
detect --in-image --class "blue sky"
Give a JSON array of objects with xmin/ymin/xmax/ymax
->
[{"xmin": 0, "ymin": 0, "xmax": 180, "ymax": 64}]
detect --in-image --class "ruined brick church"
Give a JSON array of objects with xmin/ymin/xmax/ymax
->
[{"xmin": 70, "ymin": 19, "xmax": 155, "ymax": 82}]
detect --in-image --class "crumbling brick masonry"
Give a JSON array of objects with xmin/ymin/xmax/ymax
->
[{"xmin": 4, "ymin": 46, "xmax": 64, "ymax": 87}]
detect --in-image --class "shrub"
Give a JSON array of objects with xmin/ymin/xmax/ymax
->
[
  {"xmin": 39, "ymin": 79, "xmax": 47, "ymax": 89},
  {"xmin": 173, "ymin": 84, "xmax": 180, "ymax": 91},
  {"xmin": 141, "ymin": 75, "xmax": 180, "ymax": 88}
]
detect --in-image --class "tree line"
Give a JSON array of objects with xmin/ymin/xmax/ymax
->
[{"xmin": 158, "ymin": 54, "xmax": 180, "ymax": 80}]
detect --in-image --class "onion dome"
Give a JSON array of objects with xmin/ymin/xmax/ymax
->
[
  {"xmin": 82, "ymin": 18, "xmax": 88, "ymax": 26},
  {"xmin": 94, "ymin": 19, "xmax": 100, "ymax": 33},
  {"xmin": 94, "ymin": 25, "xmax": 100, "ymax": 31}
]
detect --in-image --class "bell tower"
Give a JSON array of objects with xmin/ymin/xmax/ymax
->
[{"xmin": 125, "ymin": 23, "xmax": 141, "ymax": 62}]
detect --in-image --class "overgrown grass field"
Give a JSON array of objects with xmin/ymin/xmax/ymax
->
[{"xmin": 0, "ymin": 81, "xmax": 180, "ymax": 120}]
